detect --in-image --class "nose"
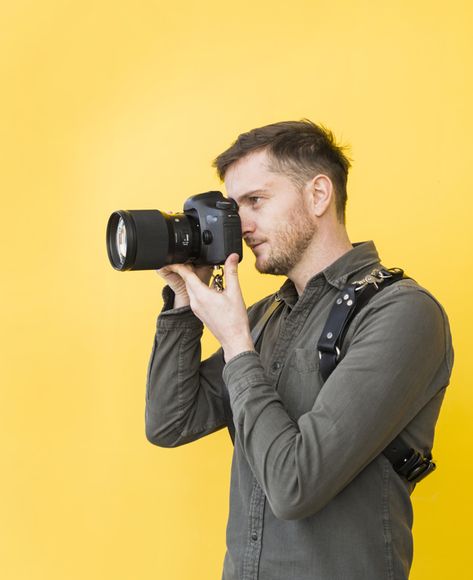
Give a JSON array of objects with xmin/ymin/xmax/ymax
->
[{"xmin": 239, "ymin": 207, "xmax": 256, "ymax": 238}]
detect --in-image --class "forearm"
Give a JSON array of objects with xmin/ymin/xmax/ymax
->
[
  {"xmin": 223, "ymin": 352, "xmax": 342, "ymax": 519},
  {"xmin": 222, "ymin": 290, "xmax": 451, "ymax": 520},
  {"xmin": 223, "ymin": 352, "xmax": 419, "ymax": 520},
  {"xmin": 145, "ymin": 304, "xmax": 227, "ymax": 447}
]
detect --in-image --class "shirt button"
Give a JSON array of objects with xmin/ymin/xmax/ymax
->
[
  {"xmin": 272, "ymin": 361, "xmax": 281, "ymax": 372},
  {"xmin": 251, "ymin": 532, "xmax": 258, "ymax": 541}
]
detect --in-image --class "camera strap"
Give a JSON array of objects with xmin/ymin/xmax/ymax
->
[
  {"xmin": 211, "ymin": 265, "xmax": 225, "ymax": 292},
  {"xmin": 317, "ymin": 267, "xmax": 405, "ymax": 381},
  {"xmin": 222, "ymin": 267, "xmax": 436, "ymax": 484}
]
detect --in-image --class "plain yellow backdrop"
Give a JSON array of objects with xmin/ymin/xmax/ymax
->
[{"xmin": 1, "ymin": 1, "xmax": 472, "ymax": 578}]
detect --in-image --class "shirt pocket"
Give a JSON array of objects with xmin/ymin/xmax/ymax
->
[{"xmin": 277, "ymin": 348, "xmax": 324, "ymax": 419}]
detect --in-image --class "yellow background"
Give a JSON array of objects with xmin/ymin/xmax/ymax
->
[{"xmin": 1, "ymin": 1, "xmax": 471, "ymax": 578}]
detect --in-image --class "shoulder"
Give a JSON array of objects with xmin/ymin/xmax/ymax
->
[
  {"xmin": 359, "ymin": 277, "xmax": 449, "ymax": 324},
  {"xmin": 348, "ymin": 276, "xmax": 453, "ymax": 374}
]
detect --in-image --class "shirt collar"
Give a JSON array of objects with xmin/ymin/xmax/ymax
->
[
  {"xmin": 277, "ymin": 241, "xmax": 381, "ymax": 303},
  {"xmin": 321, "ymin": 241, "xmax": 381, "ymax": 289}
]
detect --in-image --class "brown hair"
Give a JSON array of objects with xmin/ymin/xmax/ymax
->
[{"xmin": 212, "ymin": 119, "xmax": 351, "ymax": 223}]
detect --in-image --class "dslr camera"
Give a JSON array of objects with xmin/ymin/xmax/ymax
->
[{"xmin": 106, "ymin": 191, "xmax": 242, "ymax": 271}]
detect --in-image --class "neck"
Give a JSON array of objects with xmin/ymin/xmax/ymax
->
[{"xmin": 288, "ymin": 225, "xmax": 353, "ymax": 295}]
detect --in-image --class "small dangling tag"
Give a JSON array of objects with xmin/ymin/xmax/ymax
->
[{"xmin": 211, "ymin": 265, "xmax": 225, "ymax": 292}]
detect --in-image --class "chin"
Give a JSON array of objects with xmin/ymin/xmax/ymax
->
[
  {"xmin": 255, "ymin": 258, "xmax": 288, "ymax": 276},
  {"xmin": 254, "ymin": 258, "xmax": 265, "ymax": 273},
  {"xmin": 254, "ymin": 256, "xmax": 269, "ymax": 273}
]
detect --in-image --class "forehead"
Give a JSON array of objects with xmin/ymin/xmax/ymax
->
[{"xmin": 224, "ymin": 149, "xmax": 281, "ymax": 202}]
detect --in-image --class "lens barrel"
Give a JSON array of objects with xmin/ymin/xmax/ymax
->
[{"xmin": 106, "ymin": 210, "xmax": 199, "ymax": 271}]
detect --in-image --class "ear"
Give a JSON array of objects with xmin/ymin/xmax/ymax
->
[{"xmin": 306, "ymin": 174, "xmax": 334, "ymax": 217}]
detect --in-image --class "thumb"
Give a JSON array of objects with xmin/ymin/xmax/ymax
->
[{"xmin": 224, "ymin": 253, "xmax": 240, "ymax": 292}]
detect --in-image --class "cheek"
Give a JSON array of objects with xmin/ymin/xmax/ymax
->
[{"xmin": 239, "ymin": 208, "xmax": 256, "ymax": 230}]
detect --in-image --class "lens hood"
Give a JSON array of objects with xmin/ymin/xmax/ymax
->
[{"xmin": 106, "ymin": 210, "xmax": 173, "ymax": 270}]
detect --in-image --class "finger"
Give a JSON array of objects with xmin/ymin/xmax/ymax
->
[
  {"xmin": 194, "ymin": 265, "xmax": 214, "ymax": 284},
  {"xmin": 156, "ymin": 267, "xmax": 175, "ymax": 279},
  {"xmin": 223, "ymin": 253, "xmax": 241, "ymax": 293},
  {"xmin": 164, "ymin": 263, "xmax": 188, "ymax": 275},
  {"xmin": 173, "ymin": 264, "xmax": 209, "ymax": 294}
]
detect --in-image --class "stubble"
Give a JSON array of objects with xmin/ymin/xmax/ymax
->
[{"xmin": 256, "ymin": 204, "xmax": 317, "ymax": 276}]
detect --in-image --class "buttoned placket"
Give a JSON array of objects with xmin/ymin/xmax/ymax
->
[
  {"xmin": 240, "ymin": 279, "xmax": 326, "ymax": 580},
  {"xmin": 270, "ymin": 279, "xmax": 326, "ymax": 389},
  {"xmin": 241, "ymin": 480, "xmax": 266, "ymax": 580}
]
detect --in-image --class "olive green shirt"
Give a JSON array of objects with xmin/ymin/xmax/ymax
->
[{"xmin": 145, "ymin": 241, "xmax": 453, "ymax": 580}]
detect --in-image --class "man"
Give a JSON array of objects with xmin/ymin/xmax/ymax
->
[{"xmin": 145, "ymin": 120, "xmax": 453, "ymax": 579}]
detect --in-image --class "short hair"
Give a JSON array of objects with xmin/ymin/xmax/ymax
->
[{"xmin": 212, "ymin": 119, "xmax": 351, "ymax": 223}]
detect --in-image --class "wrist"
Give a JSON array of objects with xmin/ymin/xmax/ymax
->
[
  {"xmin": 173, "ymin": 293, "xmax": 190, "ymax": 309},
  {"xmin": 223, "ymin": 336, "xmax": 255, "ymax": 363}
]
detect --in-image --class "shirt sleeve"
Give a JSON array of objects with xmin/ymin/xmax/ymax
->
[
  {"xmin": 145, "ymin": 286, "xmax": 228, "ymax": 447},
  {"xmin": 222, "ymin": 284, "xmax": 453, "ymax": 520}
]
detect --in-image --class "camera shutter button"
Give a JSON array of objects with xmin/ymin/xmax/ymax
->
[{"xmin": 202, "ymin": 230, "xmax": 213, "ymax": 244}]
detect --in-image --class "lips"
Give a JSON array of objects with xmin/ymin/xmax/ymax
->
[
  {"xmin": 248, "ymin": 243, "xmax": 264, "ymax": 253},
  {"xmin": 246, "ymin": 239, "xmax": 265, "ymax": 249}
]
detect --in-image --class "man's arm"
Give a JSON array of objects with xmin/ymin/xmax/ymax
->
[
  {"xmin": 223, "ymin": 284, "xmax": 453, "ymax": 519},
  {"xmin": 145, "ymin": 304, "xmax": 229, "ymax": 447},
  {"xmin": 162, "ymin": 255, "xmax": 453, "ymax": 519},
  {"xmin": 145, "ymin": 266, "xmax": 229, "ymax": 447}
]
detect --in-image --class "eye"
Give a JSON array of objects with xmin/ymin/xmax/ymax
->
[{"xmin": 249, "ymin": 196, "xmax": 262, "ymax": 206}]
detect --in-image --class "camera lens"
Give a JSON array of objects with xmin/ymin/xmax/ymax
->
[
  {"xmin": 116, "ymin": 217, "xmax": 127, "ymax": 266},
  {"xmin": 107, "ymin": 211, "xmax": 136, "ymax": 270},
  {"xmin": 106, "ymin": 209, "xmax": 200, "ymax": 271}
]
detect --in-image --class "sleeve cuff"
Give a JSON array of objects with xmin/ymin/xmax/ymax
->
[
  {"xmin": 160, "ymin": 285, "xmax": 177, "ymax": 312},
  {"xmin": 157, "ymin": 285, "xmax": 203, "ymax": 329},
  {"xmin": 223, "ymin": 350, "xmax": 267, "ymax": 405}
]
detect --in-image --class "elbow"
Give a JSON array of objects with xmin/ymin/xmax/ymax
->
[
  {"xmin": 269, "ymin": 503, "xmax": 303, "ymax": 521},
  {"xmin": 145, "ymin": 430, "xmax": 176, "ymax": 448},
  {"xmin": 269, "ymin": 499, "xmax": 320, "ymax": 521},
  {"xmin": 145, "ymin": 424, "xmax": 177, "ymax": 448},
  {"xmin": 145, "ymin": 410, "xmax": 183, "ymax": 448},
  {"xmin": 267, "ymin": 487, "xmax": 333, "ymax": 521}
]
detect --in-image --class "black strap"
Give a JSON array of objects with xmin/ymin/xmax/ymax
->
[
  {"xmin": 383, "ymin": 439, "xmax": 436, "ymax": 483},
  {"xmin": 315, "ymin": 267, "xmax": 435, "ymax": 484},
  {"xmin": 317, "ymin": 268, "xmax": 404, "ymax": 381}
]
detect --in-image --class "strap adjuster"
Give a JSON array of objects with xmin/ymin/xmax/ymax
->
[
  {"xmin": 395, "ymin": 450, "xmax": 437, "ymax": 484},
  {"xmin": 318, "ymin": 346, "xmax": 340, "ymax": 360}
]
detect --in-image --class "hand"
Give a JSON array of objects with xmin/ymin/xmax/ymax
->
[
  {"xmin": 156, "ymin": 263, "xmax": 213, "ymax": 308},
  {"xmin": 163, "ymin": 254, "xmax": 255, "ymax": 362}
]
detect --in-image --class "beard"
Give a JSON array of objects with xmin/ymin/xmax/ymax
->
[{"xmin": 253, "ymin": 204, "xmax": 317, "ymax": 276}]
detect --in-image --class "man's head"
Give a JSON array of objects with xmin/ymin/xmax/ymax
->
[
  {"xmin": 212, "ymin": 120, "xmax": 351, "ymax": 277},
  {"xmin": 213, "ymin": 119, "xmax": 351, "ymax": 224}
]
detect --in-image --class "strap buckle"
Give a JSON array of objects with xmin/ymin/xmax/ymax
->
[
  {"xmin": 395, "ymin": 450, "xmax": 437, "ymax": 484},
  {"xmin": 353, "ymin": 268, "xmax": 400, "ymax": 292},
  {"xmin": 318, "ymin": 346, "xmax": 340, "ymax": 360}
]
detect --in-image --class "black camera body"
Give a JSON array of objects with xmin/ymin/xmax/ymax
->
[
  {"xmin": 183, "ymin": 191, "xmax": 242, "ymax": 266},
  {"xmin": 106, "ymin": 191, "xmax": 242, "ymax": 271}
]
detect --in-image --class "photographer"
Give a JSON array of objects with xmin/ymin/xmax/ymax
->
[{"xmin": 145, "ymin": 120, "xmax": 453, "ymax": 580}]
